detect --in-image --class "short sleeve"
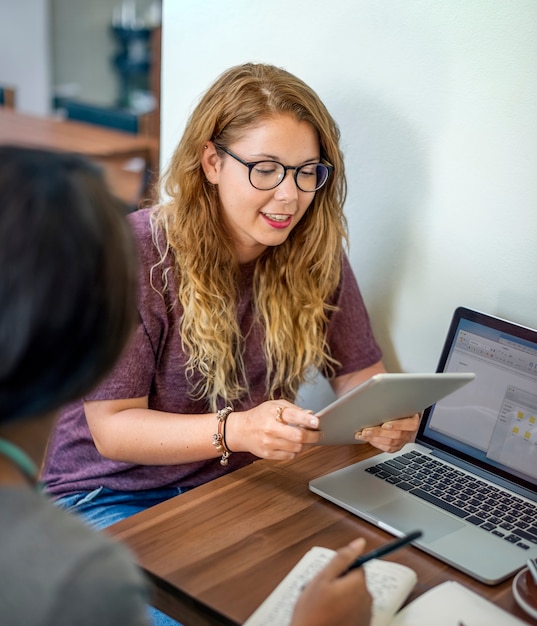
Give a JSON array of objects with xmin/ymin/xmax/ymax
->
[
  {"xmin": 84, "ymin": 318, "xmax": 156, "ymax": 401},
  {"xmin": 84, "ymin": 208, "xmax": 166, "ymax": 402},
  {"xmin": 324, "ymin": 254, "xmax": 382, "ymax": 377}
]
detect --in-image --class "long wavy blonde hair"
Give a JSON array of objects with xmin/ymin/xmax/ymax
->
[{"xmin": 154, "ymin": 63, "xmax": 348, "ymax": 411}]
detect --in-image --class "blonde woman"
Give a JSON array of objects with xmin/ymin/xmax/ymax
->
[{"xmin": 43, "ymin": 63, "xmax": 419, "ymax": 532}]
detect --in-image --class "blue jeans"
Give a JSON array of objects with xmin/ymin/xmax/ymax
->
[
  {"xmin": 55, "ymin": 486, "xmax": 183, "ymax": 531},
  {"xmin": 55, "ymin": 486, "xmax": 184, "ymax": 626}
]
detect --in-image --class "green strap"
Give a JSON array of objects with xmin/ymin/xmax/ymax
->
[{"xmin": 0, "ymin": 438, "xmax": 40, "ymax": 486}]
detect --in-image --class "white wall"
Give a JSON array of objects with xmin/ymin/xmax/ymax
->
[
  {"xmin": 50, "ymin": 0, "xmax": 118, "ymax": 107},
  {"xmin": 160, "ymin": 1, "xmax": 537, "ymax": 409},
  {"xmin": 0, "ymin": 0, "xmax": 51, "ymax": 115}
]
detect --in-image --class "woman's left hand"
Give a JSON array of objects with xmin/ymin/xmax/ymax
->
[{"xmin": 356, "ymin": 413, "xmax": 420, "ymax": 453}]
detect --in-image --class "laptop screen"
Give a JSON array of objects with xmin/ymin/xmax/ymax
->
[{"xmin": 418, "ymin": 307, "xmax": 537, "ymax": 494}]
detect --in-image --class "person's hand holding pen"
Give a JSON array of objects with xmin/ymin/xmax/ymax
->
[
  {"xmin": 290, "ymin": 538, "xmax": 373, "ymax": 626},
  {"xmin": 291, "ymin": 531, "xmax": 422, "ymax": 626}
]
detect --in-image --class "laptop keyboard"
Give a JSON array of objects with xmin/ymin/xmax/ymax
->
[{"xmin": 366, "ymin": 450, "xmax": 537, "ymax": 551}]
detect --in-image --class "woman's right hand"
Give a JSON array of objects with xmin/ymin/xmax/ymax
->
[
  {"xmin": 84, "ymin": 397, "xmax": 322, "ymax": 465},
  {"xmin": 291, "ymin": 538, "xmax": 372, "ymax": 626},
  {"xmin": 226, "ymin": 400, "xmax": 323, "ymax": 460}
]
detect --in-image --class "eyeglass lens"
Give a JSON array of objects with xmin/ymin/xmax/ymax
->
[{"xmin": 250, "ymin": 162, "xmax": 330, "ymax": 192}]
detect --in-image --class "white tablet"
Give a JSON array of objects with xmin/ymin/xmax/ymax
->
[{"xmin": 316, "ymin": 372, "xmax": 475, "ymax": 445}]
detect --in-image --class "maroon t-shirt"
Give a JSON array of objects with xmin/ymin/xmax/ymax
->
[{"xmin": 43, "ymin": 208, "xmax": 381, "ymax": 496}]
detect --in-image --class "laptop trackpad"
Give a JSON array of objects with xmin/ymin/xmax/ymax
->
[{"xmin": 370, "ymin": 500, "xmax": 465, "ymax": 543}]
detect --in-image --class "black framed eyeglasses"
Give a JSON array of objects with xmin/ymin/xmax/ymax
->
[{"xmin": 217, "ymin": 146, "xmax": 333, "ymax": 192}]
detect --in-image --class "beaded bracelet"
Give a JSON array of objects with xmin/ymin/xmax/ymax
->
[{"xmin": 212, "ymin": 406, "xmax": 233, "ymax": 466}]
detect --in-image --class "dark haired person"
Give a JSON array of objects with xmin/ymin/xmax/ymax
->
[{"xmin": 0, "ymin": 146, "xmax": 149, "ymax": 625}]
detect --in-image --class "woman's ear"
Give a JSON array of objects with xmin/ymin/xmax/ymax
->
[{"xmin": 200, "ymin": 141, "xmax": 221, "ymax": 185}]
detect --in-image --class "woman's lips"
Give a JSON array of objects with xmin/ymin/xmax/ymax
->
[{"xmin": 261, "ymin": 212, "xmax": 292, "ymax": 228}]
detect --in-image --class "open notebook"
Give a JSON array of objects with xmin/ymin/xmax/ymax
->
[
  {"xmin": 310, "ymin": 307, "xmax": 537, "ymax": 584},
  {"xmin": 243, "ymin": 545, "xmax": 528, "ymax": 626},
  {"xmin": 243, "ymin": 546, "xmax": 417, "ymax": 626}
]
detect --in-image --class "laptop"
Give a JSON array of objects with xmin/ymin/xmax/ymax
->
[{"xmin": 309, "ymin": 306, "xmax": 537, "ymax": 584}]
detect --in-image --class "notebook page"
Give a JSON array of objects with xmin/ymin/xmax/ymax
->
[
  {"xmin": 390, "ymin": 580, "xmax": 528, "ymax": 626},
  {"xmin": 243, "ymin": 546, "xmax": 417, "ymax": 626},
  {"xmin": 365, "ymin": 559, "xmax": 418, "ymax": 626}
]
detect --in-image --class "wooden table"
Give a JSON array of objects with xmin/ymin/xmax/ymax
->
[
  {"xmin": 0, "ymin": 108, "xmax": 157, "ymax": 160},
  {"xmin": 0, "ymin": 108, "xmax": 158, "ymax": 206},
  {"xmin": 107, "ymin": 445, "xmax": 534, "ymax": 625}
]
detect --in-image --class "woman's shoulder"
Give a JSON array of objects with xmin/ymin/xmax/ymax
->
[
  {"xmin": 127, "ymin": 207, "xmax": 156, "ymax": 243},
  {"xmin": 127, "ymin": 207, "xmax": 168, "ymax": 266}
]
